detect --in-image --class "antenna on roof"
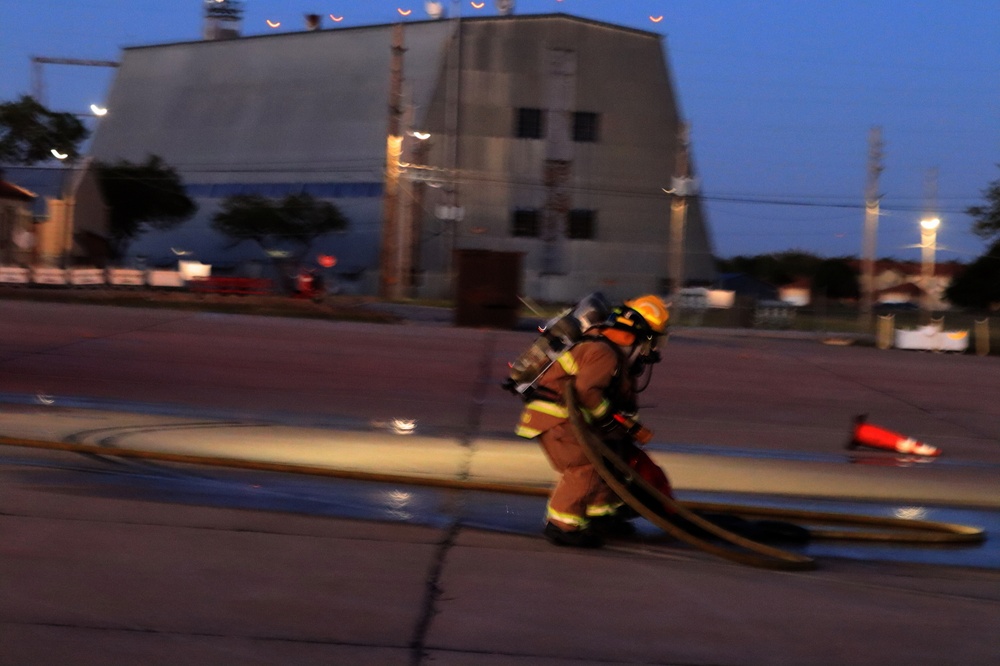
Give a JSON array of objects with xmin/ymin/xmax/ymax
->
[
  {"xmin": 426, "ymin": 2, "xmax": 445, "ymax": 19},
  {"xmin": 204, "ymin": 0, "xmax": 244, "ymax": 40},
  {"xmin": 496, "ymin": 0, "xmax": 515, "ymax": 15}
]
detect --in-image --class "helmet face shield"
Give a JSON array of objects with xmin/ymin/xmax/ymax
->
[{"xmin": 636, "ymin": 333, "xmax": 662, "ymax": 365}]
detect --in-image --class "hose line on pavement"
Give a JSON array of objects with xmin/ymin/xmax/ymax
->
[{"xmin": 0, "ymin": 434, "xmax": 984, "ymax": 555}]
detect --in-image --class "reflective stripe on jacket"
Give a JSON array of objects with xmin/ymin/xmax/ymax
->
[{"xmin": 515, "ymin": 336, "xmax": 622, "ymax": 439}]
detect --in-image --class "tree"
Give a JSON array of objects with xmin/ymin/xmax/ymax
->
[
  {"xmin": 211, "ymin": 193, "xmax": 348, "ymax": 262},
  {"xmin": 967, "ymin": 167, "xmax": 1000, "ymax": 242},
  {"xmin": 945, "ymin": 240, "xmax": 1000, "ymax": 310},
  {"xmin": 0, "ymin": 96, "xmax": 89, "ymax": 165},
  {"xmin": 944, "ymin": 167, "xmax": 1000, "ymax": 309},
  {"xmin": 95, "ymin": 155, "xmax": 197, "ymax": 259},
  {"xmin": 811, "ymin": 258, "xmax": 860, "ymax": 300},
  {"xmin": 716, "ymin": 251, "xmax": 824, "ymax": 286}
]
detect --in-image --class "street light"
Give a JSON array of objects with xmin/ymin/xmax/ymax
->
[{"xmin": 919, "ymin": 216, "xmax": 940, "ymax": 315}]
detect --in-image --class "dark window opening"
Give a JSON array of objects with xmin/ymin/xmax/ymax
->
[
  {"xmin": 515, "ymin": 108, "xmax": 545, "ymax": 139},
  {"xmin": 568, "ymin": 209, "xmax": 596, "ymax": 239},
  {"xmin": 572, "ymin": 112, "xmax": 600, "ymax": 142},
  {"xmin": 511, "ymin": 209, "xmax": 540, "ymax": 237}
]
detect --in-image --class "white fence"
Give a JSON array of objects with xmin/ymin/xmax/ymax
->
[
  {"xmin": 0, "ymin": 266, "xmax": 30, "ymax": 284},
  {"xmin": 0, "ymin": 265, "xmax": 210, "ymax": 289}
]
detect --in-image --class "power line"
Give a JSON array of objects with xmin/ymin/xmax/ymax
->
[{"xmin": 7, "ymin": 163, "xmax": 982, "ymax": 215}]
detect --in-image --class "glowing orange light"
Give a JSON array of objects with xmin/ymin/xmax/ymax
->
[
  {"xmin": 397, "ymin": 8, "xmax": 412, "ymax": 15},
  {"xmin": 329, "ymin": 14, "xmax": 344, "ymax": 22},
  {"xmin": 650, "ymin": 16, "xmax": 664, "ymax": 23},
  {"xmin": 266, "ymin": 19, "xmax": 281, "ymax": 28},
  {"xmin": 471, "ymin": 1, "xmax": 485, "ymax": 8}
]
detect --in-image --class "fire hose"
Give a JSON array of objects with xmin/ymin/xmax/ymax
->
[{"xmin": 0, "ymin": 424, "xmax": 985, "ymax": 570}]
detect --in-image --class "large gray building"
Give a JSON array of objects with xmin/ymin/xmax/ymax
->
[{"xmin": 89, "ymin": 12, "xmax": 715, "ymax": 302}]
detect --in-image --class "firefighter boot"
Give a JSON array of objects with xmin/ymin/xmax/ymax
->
[
  {"xmin": 544, "ymin": 522, "xmax": 603, "ymax": 548},
  {"xmin": 589, "ymin": 513, "xmax": 637, "ymax": 538}
]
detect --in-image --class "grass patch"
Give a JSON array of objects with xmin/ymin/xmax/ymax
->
[{"xmin": 0, "ymin": 287, "xmax": 400, "ymax": 324}]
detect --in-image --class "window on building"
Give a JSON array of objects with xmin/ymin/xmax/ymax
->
[
  {"xmin": 511, "ymin": 209, "xmax": 540, "ymax": 237},
  {"xmin": 572, "ymin": 112, "xmax": 600, "ymax": 142},
  {"xmin": 515, "ymin": 108, "xmax": 545, "ymax": 139},
  {"xmin": 568, "ymin": 209, "xmax": 596, "ymax": 240}
]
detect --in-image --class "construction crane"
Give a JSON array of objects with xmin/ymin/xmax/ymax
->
[{"xmin": 30, "ymin": 57, "xmax": 120, "ymax": 108}]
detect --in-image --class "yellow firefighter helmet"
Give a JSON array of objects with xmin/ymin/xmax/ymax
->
[{"xmin": 623, "ymin": 294, "xmax": 670, "ymax": 334}]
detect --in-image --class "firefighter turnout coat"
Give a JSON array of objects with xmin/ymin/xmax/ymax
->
[{"xmin": 515, "ymin": 334, "xmax": 635, "ymax": 530}]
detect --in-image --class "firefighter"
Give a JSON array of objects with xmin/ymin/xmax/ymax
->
[{"xmin": 515, "ymin": 295, "xmax": 670, "ymax": 548}]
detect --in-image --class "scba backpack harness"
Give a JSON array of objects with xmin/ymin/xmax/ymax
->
[
  {"xmin": 502, "ymin": 293, "xmax": 656, "ymax": 444},
  {"xmin": 502, "ymin": 293, "xmax": 613, "ymax": 402}
]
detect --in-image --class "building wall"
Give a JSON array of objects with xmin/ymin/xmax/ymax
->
[
  {"xmin": 416, "ymin": 16, "xmax": 714, "ymax": 302},
  {"xmin": 90, "ymin": 20, "xmax": 452, "ymax": 277},
  {"xmin": 88, "ymin": 14, "xmax": 715, "ymax": 302}
]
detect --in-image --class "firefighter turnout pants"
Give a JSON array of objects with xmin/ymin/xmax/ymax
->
[{"xmin": 539, "ymin": 422, "xmax": 622, "ymax": 530}]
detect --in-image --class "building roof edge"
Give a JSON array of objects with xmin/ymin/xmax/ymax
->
[{"xmin": 119, "ymin": 12, "xmax": 662, "ymax": 52}]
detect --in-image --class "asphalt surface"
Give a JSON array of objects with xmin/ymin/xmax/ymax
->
[{"xmin": 2, "ymin": 299, "xmax": 999, "ymax": 665}]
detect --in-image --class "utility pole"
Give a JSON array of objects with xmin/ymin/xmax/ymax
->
[
  {"xmin": 668, "ymin": 122, "xmax": 693, "ymax": 299},
  {"xmin": 30, "ymin": 57, "xmax": 119, "ymax": 107},
  {"xmin": 378, "ymin": 24, "xmax": 406, "ymax": 299},
  {"xmin": 859, "ymin": 126, "xmax": 883, "ymax": 322},
  {"xmin": 442, "ymin": 0, "xmax": 463, "ymax": 297},
  {"xmin": 920, "ymin": 167, "xmax": 940, "ymax": 317}
]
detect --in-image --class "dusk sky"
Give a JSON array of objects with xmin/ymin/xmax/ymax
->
[{"xmin": 2, "ymin": 0, "xmax": 998, "ymax": 262}]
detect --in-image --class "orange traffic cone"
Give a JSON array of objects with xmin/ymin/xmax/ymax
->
[{"xmin": 847, "ymin": 414, "xmax": 941, "ymax": 457}]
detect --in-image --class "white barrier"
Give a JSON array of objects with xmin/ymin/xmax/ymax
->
[
  {"xmin": 31, "ymin": 267, "xmax": 68, "ymax": 285},
  {"xmin": 107, "ymin": 268, "xmax": 145, "ymax": 286},
  {"xmin": 895, "ymin": 324, "xmax": 970, "ymax": 352},
  {"xmin": 0, "ymin": 266, "xmax": 31, "ymax": 284},
  {"xmin": 678, "ymin": 287, "xmax": 735, "ymax": 310},
  {"xmin": 68, "ymin": 268, "xmax": 105, "ymax": 286},
  {"xmin": 707, "ymin": 289, "xmax": 736, "ymax": 309},
  {"xmin": 6, "ymin": 263, "xmax": 217, "ymax": 292},
  {"xmin": 147, "ymin": 270, "xmax": 184, "ymax": 288},
  {"xmin": 179, "ymin": 261, "xmax": 211, "ymax": 281}
]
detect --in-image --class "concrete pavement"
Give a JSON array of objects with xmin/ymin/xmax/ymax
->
[
  {"xmin": 3, "ymin": 440, "xmax": 999, "ymax": 666},
  {"xmin": 2, "ymin": 300, "xmax": 1000, "ymax": 664}
]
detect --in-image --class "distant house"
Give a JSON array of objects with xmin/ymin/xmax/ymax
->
[
  {"xmin": 850, "ymin": 259, "xmax": 962, "ymax": 310},
  {"xmin": 777, "ymin": 277, "xmax": 811, "ymax": 307},
  {"xmin": 875, "ymin": 281, "xmax": 924, "ymax": 305},
  {"xmin": 1, "ymin": 163, "xmax": 110, "ymax": 267},
  {"xmin": 0, "ymin": 178, "xmax": 37, "ymax": 265}
]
